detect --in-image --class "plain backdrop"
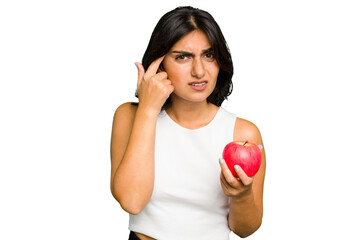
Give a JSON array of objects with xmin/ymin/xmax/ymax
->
[{"xmin": 1, "ymin": 0, "xmax": 359, "ymax": 239}]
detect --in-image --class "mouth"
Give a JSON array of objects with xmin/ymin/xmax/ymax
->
[
  {"xmin": 188, "ymin": 81, "xmax": 208, "ymax": 90},
  {"xmin": 188, "ymin": 81, "xmax": 208, "ymax": 86}
]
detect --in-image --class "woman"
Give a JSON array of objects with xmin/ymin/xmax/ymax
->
[{"xmin": 110, "ymin": 6, "xmax": 266, "ymax": 240}]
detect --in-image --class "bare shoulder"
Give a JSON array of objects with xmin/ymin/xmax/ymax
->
[
  {"xmin": 114, "ymin": 102, "xmax": 138, "ymax": 118},
  {"xmin": 233, "ymin": 117, "xmax": 263, "ymax": 145},
  {"xmin": 111, "ymin": 102, "xmax": 138, "ymax": 149}
]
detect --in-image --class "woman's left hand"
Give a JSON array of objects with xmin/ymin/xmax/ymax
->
[{"xmin": 219, "ymin": 158, "xmax": 254, "ymax": 199}]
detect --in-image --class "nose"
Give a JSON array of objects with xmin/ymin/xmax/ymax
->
[{"xmin": 191, "ymin": 57, "xmax": 205, "ymax": 79}]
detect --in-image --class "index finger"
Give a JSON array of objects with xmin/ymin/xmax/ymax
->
[{"xmin": 144, "ymin": 55, "xmax": 165, "ymax": 78}]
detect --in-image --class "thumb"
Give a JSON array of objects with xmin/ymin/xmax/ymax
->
[{"xmin": 135, "ymin": 62, "xmax": 145, "ymax": 87}]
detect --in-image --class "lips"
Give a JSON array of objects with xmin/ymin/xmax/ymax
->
[
  {"xmin": 188, "ymin": 80, "xmax": 208, "ymax": 91},
  {"xmin": 188, "ymin": 80, "xmax": 208, "ymax": 86}
]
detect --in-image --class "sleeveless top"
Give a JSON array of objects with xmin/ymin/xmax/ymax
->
[{"xmin": 129, "ymin": 107, "xmax": 237, "ymax": 240}]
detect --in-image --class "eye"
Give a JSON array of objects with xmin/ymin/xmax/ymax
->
[
  {"xmin": 175, "ymin": 55, "xmax": 189, "ymax": 60},
  {"xmin": 204, "ymin": 52, "xmax": 215, "ymax": 62},
  {"xmin": 205, "ymin": 52, "xmax": 215, "ymax": 59}
]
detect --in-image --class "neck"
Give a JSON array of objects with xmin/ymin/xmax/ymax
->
[{"xmin": 165, "ymin": 98, "xmax": 218, "ymax": 129}]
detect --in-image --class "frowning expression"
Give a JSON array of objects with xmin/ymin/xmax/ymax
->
[{"xmin": 162, "ymin": 30, "xmax": 220, "ymax": 104}]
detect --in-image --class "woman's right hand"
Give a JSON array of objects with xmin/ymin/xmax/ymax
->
[{"xmin": 135, "ymin": 56, "xmax": 174, "ymax": 116}]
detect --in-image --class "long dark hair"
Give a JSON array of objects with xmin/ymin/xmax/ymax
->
[{"xmin": 136, "ymin": 6, "xmax": 233, "ymax": 107}]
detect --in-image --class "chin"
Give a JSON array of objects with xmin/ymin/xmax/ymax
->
[
  {"xmin": 181, "ymin": 94, "xmax": 212, "ymax": 104},
  {"xmin": 172, "ymin": 86, "xmax": 216, "ymax": 104}
]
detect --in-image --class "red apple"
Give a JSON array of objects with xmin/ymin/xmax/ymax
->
[{"xmin": 222, "ymin": 141, "xmax": 262, "ymax": 178}]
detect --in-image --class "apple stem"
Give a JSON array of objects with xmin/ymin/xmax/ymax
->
[{"xmin": 243, "ymin": 140, "xmax": 248, "ymax": 146}]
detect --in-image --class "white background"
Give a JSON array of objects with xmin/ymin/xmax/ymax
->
[{"xmin": 1, "ymin": 0, "xmax": 359, "ymax": 239}]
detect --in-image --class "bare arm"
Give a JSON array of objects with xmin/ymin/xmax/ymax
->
[
  {"xmin": 111, "ymin": 103, "xmax": 158, "ymax": 214},
  {"xmin": 110, "ymin": 57, "xmax": 173, "ymax": 214},
  {"xmin": 219, "ymin": 118, "xmax": 266, "ymax": 237}
]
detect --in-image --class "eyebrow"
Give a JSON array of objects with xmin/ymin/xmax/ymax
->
[{"xmin": 171, "ymin": 48, "xmax": 213, "ymax": 55}]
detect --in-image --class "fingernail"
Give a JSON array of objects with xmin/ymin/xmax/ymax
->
[
  {"xmin": 258, "ymin": 145, "xmax": 263, "ymax": 151},
  {"xmin": 234, "ymin": 165, "xmax": 240, "ymax": 171},
  {"xmin": 219, "ymin": 158, "xmax": 224, "ymax": 164}
]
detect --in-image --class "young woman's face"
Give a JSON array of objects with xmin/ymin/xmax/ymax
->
[{"xmin": 162, "ymin": 30, "xmax": 220, "ymax": 104}]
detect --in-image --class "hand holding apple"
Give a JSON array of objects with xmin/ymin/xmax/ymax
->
[{"xmin": 222, "ymin": 141, "xmax": 262, "ymax": 178}]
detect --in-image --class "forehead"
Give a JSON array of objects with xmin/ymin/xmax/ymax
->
[{"xmin": 170, "ymin": 30, "xmax": 211, "ymax": 52}]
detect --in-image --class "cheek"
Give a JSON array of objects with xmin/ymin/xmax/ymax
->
[
  {"xmin": 205, "ymin": 60, "xmax": 219, "ymax": 74},
  {"xmin": 165, "ymin": 65, "xmax": 189, "ymax": 82},
  {"xmin": 209, "ymin": 66, "xmax": 220, "ymax": 81}
]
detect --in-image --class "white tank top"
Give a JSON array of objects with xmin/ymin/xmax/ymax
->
[{"xmin": 129, "ymin": 107, "xmax": 237, "ymax": 240}]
